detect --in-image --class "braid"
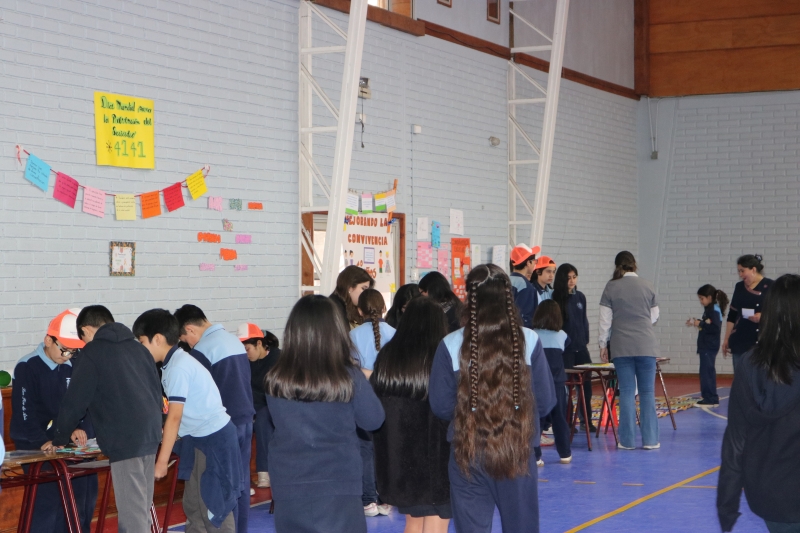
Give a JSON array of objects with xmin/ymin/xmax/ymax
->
[
  {"xmin": 505, "ymin": 279, "xmax": 522, "ymax": 409},
  {"xmin": 468, "ymin": 280, "xmax": 480, "ymax": 412},
  {"xmin": 371, "ymin": 312, "xmax": 381, "ymax": 351}
]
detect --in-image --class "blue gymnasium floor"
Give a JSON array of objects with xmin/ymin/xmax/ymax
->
[{"xmin": 170, "ymin": 387, "xmax": 767, "ymax": 532}]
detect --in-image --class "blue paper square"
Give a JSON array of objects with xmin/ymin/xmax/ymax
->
[{"xmin": 24, "ymin": 154, "xmax": 51, "ymax": 192}]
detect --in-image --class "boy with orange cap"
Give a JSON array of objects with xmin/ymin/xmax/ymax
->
[
  {"xmin": 509, "ymin": 244, "xmax": 541, "ymax": 328},
  {"xmin": 10, "ymin": 308, "xmax": 97, "ymax": 533}
]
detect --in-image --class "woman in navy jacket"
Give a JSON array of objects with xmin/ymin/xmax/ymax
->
[{"xmin": 429, "ymin": 264, "xmax": 556, "ymax": 533}]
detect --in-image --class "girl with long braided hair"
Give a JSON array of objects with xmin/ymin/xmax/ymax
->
[
  {"xmin": 429, "ymin": 264, "xmax": 556, "ymax": 533},
  {"xmin": 348, "ymin": 288, "xmax": 396, "ymax": 516}
]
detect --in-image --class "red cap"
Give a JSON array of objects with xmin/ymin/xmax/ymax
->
[
  {"xmin": 47, "ymin": 308, "xmax": 85, "ymax": 350},
  {"xmin": 534, "ymin": 255, "xmax": 556, "ymax": 270},
  {"xmin": 510, "ymin": 244, "xmax": 541, "ymax": 267},
  {"xmin": 237, "ymin": 323, "xmax": 264, "ymax": 341}
]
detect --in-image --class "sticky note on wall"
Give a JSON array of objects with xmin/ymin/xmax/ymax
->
[
  {"xmin": 186, "ymin": 170, "xmax": 208, "ymax": 200},
  {"xmin": 199, "ymin": 263, "xmax": 216, "ymax": 271},
  {"xmin": 235, "ymin": 234, "xmax": 251, "ymax": 244},
  {"xmin": 208, "ymin": 196, "xmax": 222, "ymax": 211},
  {"xmin": 248, "ymin": 202, "xmax": 263, "ymax": 210},
  {"xmin": 198, "ymin": 232, "xmax": 222, "ymax": 243},
  {"xmin": 220, "ymin": 248, "xmax": 238, "ymax": 261}
]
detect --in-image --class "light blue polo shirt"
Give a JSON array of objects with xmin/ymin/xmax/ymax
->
[
  {"xmin": 162, "ymin": 346, "xmax": 230, "ymax": 438},
  {"xmin": 350, "ymin": 321, "xmax": 395, "ymax": 371}
]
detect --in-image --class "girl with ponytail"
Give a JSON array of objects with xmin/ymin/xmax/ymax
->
[
  {"xmin": 348, "ymin": 288, "xmax": 396, "ymax": 516},
  {"xmin": 429, "ymin": 264, "xmax": 556, "ymax": 533},
  {"xmin": 686, "ymin": 285, "xmax": 729, "ymax": 406}
]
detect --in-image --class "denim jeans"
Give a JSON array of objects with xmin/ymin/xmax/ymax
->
[{"xmin": 614, "ymin": 356, "xmax": 659, "ymax": 448}]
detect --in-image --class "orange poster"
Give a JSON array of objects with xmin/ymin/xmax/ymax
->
[{"xmin": 451, "ymin": 238, "xmax": 471, "ymax": 301}]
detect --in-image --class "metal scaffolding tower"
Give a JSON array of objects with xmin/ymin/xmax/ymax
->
[
  {"xmin": 298, "ymin": 0, "xmax": 369, "ymax": 296},
  {"xmin": 508, "ymin": 0, "xmax": 569, "ymax": 248}
]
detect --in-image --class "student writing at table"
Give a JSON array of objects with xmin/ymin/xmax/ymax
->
[{"xmin": 11, "ymin": 308, "xmax": 97, "ymax": 533}]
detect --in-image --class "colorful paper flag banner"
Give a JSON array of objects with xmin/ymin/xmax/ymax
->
[
  {"xmin": 163, "ymin": 182, "xmax": 185, "ymax": 212},
  {"xmin": 53, "ymin": 172, "xmax": 79, "ymax": 208},
  {"xmin": 186, "ymin": 169, "xmax": 208, "ymax": 200},
  {"xmin": 24, "ymin": 154, "xmax": 51, "ymax": 192},
  {"xmin": 114, "ymin": 194, "xmax": 136, "ymax": 221},
  {"xmin": 140, "ymin": 191, "xmax": 162, "ymax": 219},
  {"xmin": 82, "ymin": 186, "xmax": 106, "ymax": 218}
]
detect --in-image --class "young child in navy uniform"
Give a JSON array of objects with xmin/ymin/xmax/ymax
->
[
  {"xmin": 349, "ymin": 289, "xmax": 395, "ymax": 516},
  {"xmin": 11, "ymin": 308, "xmax": 97, "ymax": 533},
  {"xmin": 266, "ymin": 295, "xmax": 385, "ymax": 533},
  {"xmin": 135, "ymin": 309, "xmax": 242, "ymax": 533},
  {"xmin": 687, "ymin": 285, "xmax": 729, "ymax": 407},
  {"xmin": 429, "ymin": 264, "xmax": 556, "ymax": 533},
  {"xmin": 532, "ymin": 300, "xmax": 572, "ymax": 465},
  {"xmin": 174, "ymin": 305, "xmax": 255, "ymax": 532},
  {"xmin": 508, "ymin": 244, "xmax": 541, "ymax": 328}
]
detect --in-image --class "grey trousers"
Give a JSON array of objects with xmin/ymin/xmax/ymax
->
[
  {"xmin": 184, "ymin": 448, "xmax": 236, "ymax": 533},
  {"xmin": 110, "ymin": 454, "xmax": 155, "ymax": 533}
]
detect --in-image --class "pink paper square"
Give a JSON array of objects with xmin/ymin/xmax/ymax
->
[
  {"xmin": 82, "ymin": 186, "xmax": 106, "ymax": 218},
  {"xmin": 53, "ymin": 172, "xmax": 79, "ymax": 209},
  {"xmin": 235, "ymin": 234, "xmax": 252, "ymax": 244}
]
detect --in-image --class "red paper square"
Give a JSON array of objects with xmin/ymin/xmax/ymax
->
[
  {"xmin": 53, "ymin": 172, "xmax": 79, "ymax": 209},
  {"xmin": 163, "ymin": 182, "xmax": 185, "ymax": 212}
]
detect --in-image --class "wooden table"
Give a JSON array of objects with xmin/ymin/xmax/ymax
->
[{"xmin": 2, "ymin": 449, "xmax": 179, "ymax": 533}]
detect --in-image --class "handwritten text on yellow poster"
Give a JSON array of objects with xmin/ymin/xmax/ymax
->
[{"xmin": 94, "ymin": 92, "xmax": 154, "ymax": 169}]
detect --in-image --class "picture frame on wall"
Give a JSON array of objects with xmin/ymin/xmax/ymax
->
[
  {"xmin": 438, "ymin": 0, "xmax": 451, "ymax": 8},
  {"xmin": 487, "ymin": 0, "xmax": 500, "ymax": 23},
  {"xmin": 109, "ymin": 241, "xmax": 136, "ymax": 276}
]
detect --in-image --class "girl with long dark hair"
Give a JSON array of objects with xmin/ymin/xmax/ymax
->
[
  {"xmin": 371, "ymin": 297, "xmax": 451, "ymax": 533},
  {"xmin": 429, "ymin": 264, "xmax": 556, "ymax": 533},
  {"xmin": 722, "ymin": 254, "xmax": 773, "ymax": 370},
  {"xmin": 330, "ymin": 266, "xmax": 374, "ymax": 329},
  {"xmin": 718, "ymin": 274, "xmax": 800, "ymax": 533},
  {"xmin": 686, "ymin": 285, "xmax": 729, "ymax": 406},
  {"xmin": 419, "ymin": 271, "xmax": 464, "ymax": 332},
  {"xmin": 238, "ymin": 324, "xmax": 281, "ymax": 490},
  {"xmin": 551, "ymin": 263, "xmax": 594, "ymax": 430},
  {"xmin": 265, "ymin": 295, "xmax": 385, "ymax": 533},
  {"xmin": 385, "ymin": 284, "xmax": 421, "ymax": 328},
  {"xmin": 349, "ymin": 289, "xmax": 396, "ymax": 516}
]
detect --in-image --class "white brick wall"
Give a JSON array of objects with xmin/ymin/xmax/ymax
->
[
  {"xmin": 638, "ymin": 92, "xmax": 800, "ymax": 374},
  {"xmin": 0, "ymin": 0, "xmax": 640, "ymax": 371}
]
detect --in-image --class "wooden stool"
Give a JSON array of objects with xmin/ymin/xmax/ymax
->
[{"xmin": 565, "ymin": 369, "xmax": 592, "ymax": 451}]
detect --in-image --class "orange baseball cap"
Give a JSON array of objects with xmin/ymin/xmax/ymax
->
[
  {"xmin": 510, "ymin": 244, "xmax": 541, "ymax": 266},
  {"xmin": 47, "ymin": 308, "xmax": 85, "ymax": 350},
  {"xmin": 237, "ymin": 323, "xmax": 264, "ymax": 341},
  {"xmin": 535, "ymin": 255, "xmax": 556, "ymax": 270}
]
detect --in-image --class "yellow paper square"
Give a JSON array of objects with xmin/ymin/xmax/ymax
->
[
  {"xmin": 95, "ymin": 92, "xmax": 155, "ymax": 169},
  {"xmin": 186, "ymin": 170, "xmax": 208, "ymax": 200},
  {"xmin": 114, "ymin": 194, "xmax": 136, "ymax": 221}
]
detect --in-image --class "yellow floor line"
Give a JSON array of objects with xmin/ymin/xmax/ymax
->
[{"xmin": 563, "ymin": 466, "xmax": 720, "ymax": 533}]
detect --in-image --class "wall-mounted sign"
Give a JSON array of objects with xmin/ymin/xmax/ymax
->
[{"xmin": 95, "ymin": 91, "xmax": 154, "ymax": 169}]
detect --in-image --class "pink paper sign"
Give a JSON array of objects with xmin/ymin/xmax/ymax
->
[
  {"xmin": 235, "ymin": 234, "xmax": 252, "ymax": 244},
  {"xmin": 208, "ymin": 196, "xmax": 222, "ymax": 211},
  {"xmin": 82, "ymin": 186, "xmax": 106, "ymax": 218},
  {"xmin": 417, "ymin": 242, "xmax": 433, "ymax": 269},
  {"xmin": 437, "ymin": 249, "xmax": 450, "ymax": 279},
  {"xmin": 53, "ymin": 172, "xmax": 79, "ymax": 209},
  {"xmin": 199, "ymin": 263, "xmax": 216, "ymax": 271},
  {"xmin": 234, "ymin": 265, "xmax": 248, "ymax": 271}
]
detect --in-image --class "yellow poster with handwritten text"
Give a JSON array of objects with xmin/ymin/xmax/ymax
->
[{"xmin": 94, "ymin": 92, "xmax": 154, "ymax": 169}]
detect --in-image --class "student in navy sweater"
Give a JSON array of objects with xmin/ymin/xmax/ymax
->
[
  {"xmin": 532, "ymin": 300, "xmax": 572, "ymax": 465},
  {"xmin": 238, "ymin": 323, "xmax": 281, "ymax": 490},
  {"xmin": 429, "ymin": 264, "xmax": 556, "ymax": 533},
  {"xmin": 531, "ymin": 256, "xmax": 556, "ymax": 304},
  {"xmin": 135, "ymin": 309, "xmax": 242, "ymax": 533},
  {"xmin": 11, "ymin": 309, "xmax": 97, "ymax": 533},
  {"xmin": 552, "ymin": 264, "xmax": 594, "ymax": 430},
  {"xmin": 508, "ymin": 244, "xmax": 541, "ymax": 328},
  {"xmin": 174, "ymin": 305, "xmax": 255, "ymax": 533},
  {"xmin": 723, "ymin": 255, "xmax": 773, "ymax": 370},
  {"xmin": 265, "ymin": 295, "xmax": 385, "ymax": 533},
  {"xmin": 687, "ymin": 285, "xmax": 729, "ymax": 406}
]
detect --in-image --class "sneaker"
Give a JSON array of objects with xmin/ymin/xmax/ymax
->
[
  {"xmin": 617, "ymin": 443, "xmax": 635, "ymax": 450},
  {"xmin": 250, "ymin": 488, "xmax": 255, "ymax": 496},
  {"xmin": 694, "ymin": 399, "xmax": 719, "ymax": 407},
  {"xmin": 364, "ymin": 503, "xmax": 379, "ymax": 517},
  {"xmin": 643, "ymin": 443, "xmax": 661, "ymax": 450},
  {"xmin": 559, "ymin": 455, "xmax": 572, "ymax": 464},
  {"xmin": 536, "ymin": 458, "xmax": 545, "ymax": 467},
  {"xmin": 543, "ymin": 427, "xmax": 554, "ymax": 435},
  {"xmin": 257, "ymin": 471, "xmax": 271, "ymax": 488},
  {"xmin": 376, "ymin": 503, "xmax": 392, "ymax": 516},
  {"xmin": 540, "ymin": 435, "xmax": 555, "ymax": 447}
]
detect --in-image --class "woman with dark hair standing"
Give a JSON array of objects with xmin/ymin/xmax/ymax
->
[
  {"xmin": 598, "ymin": 251, "xmax": 660, "ymax": 450},
  {"xmin": 722, "ymin": 254, "xmax": 773, "ymax": 370},
  {"xmin": 265, "ymin": 296, "xmax": 385, "ymax": 533},
  {"xmin": 718, "ymin": 274, "xmax": 800, "ymax": 533},
  {"xmin": 552, "ymin": 263, "xmax": 594, "ymax": 430},
  {"xmin": 419, "ymin": 271, "xmax": 463, "ymax": 333},
  {"xmin": 371, "ymin": 297, "xmax": 451, "ymax": 533},
  {"xmin": 331, "ymin": 266, "xmax": 374, "ymax": 329},
  {"xmin": 429, "ymin": 264, "xmax": 556, "ymax": 533},
  {"xmin": 385, "ymin": 284, "xmax": 421, "ymax": 328},
  {"xmin": 238, "ymin": 324, "xmax": 281, "ymax": 490}
]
